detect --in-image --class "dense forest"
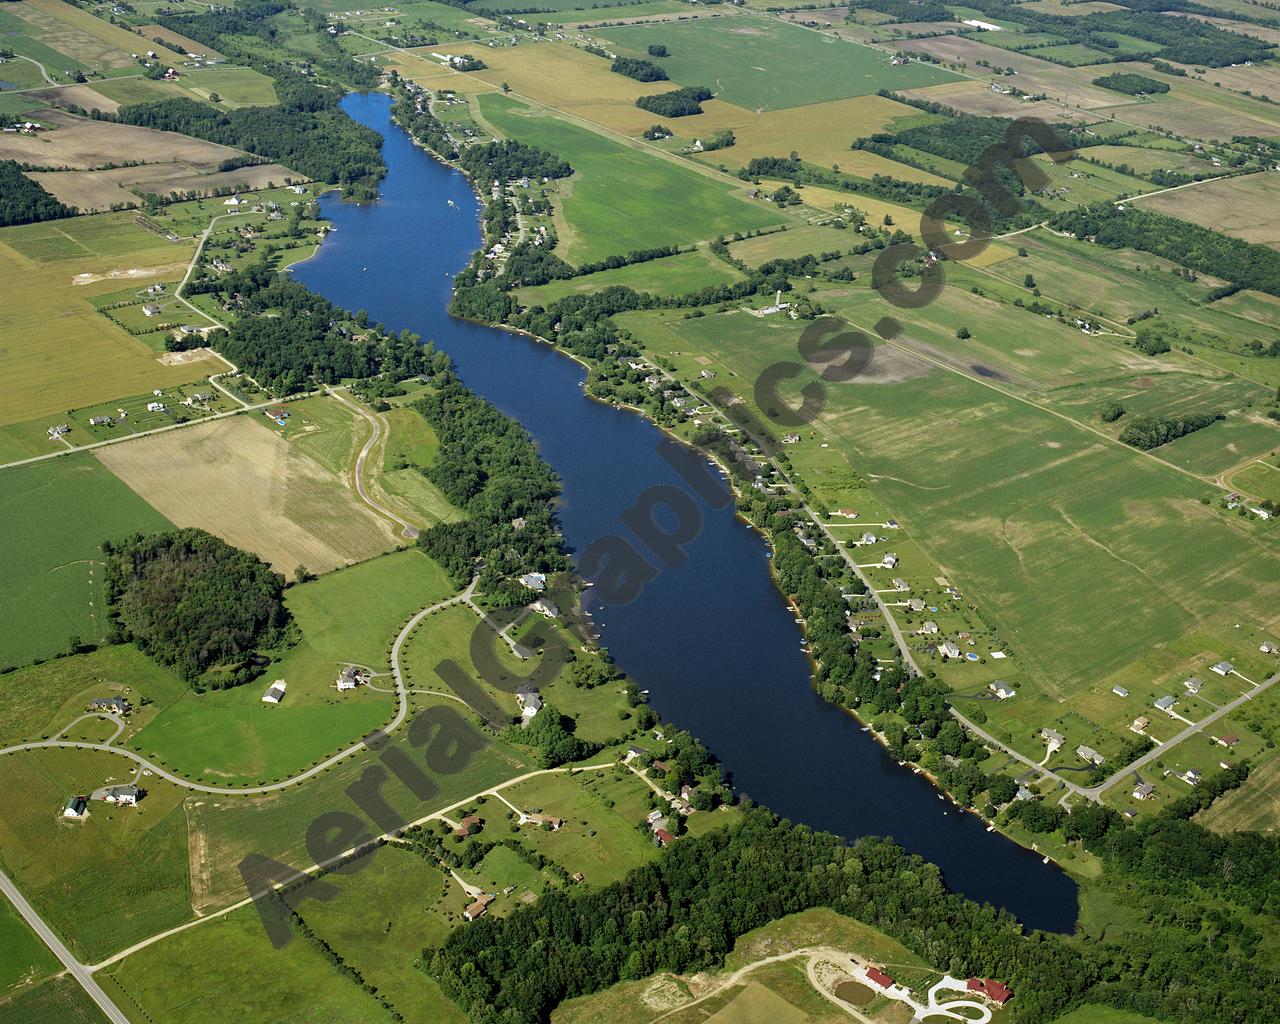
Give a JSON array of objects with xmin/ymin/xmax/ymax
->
[
  {"xmin": 189, "ymin": 261, "xmax": 433, "ymax": 394},
  {"xmin": 635, "ymin": 86, "xmax": 714, "ymax": 118},
  {"xmin": 412, "ymin": 377, "xmax": 569, "ymax": 596},
  {"xmin": 1051, "ymin": 203, "xmax": 1280, "ymax": 297},
  {"xmin": 0, "ymin": 160, "xmax": 76, "ymax": 226},
  {"xmin": 102, "ymin": 529, "xmax": 293, "ymax": 686},
  {"xmin": 455, "ymin": 139, "xmax": 573, "ymax": 190},
  {"xmin": 1092, "ymin": 72, "xmax": 1169, "ymax": 95}
]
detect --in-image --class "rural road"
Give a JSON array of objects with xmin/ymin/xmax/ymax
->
[
  {"xmin": 14, "ymin": 54, "xmax": 57, "ymax": 85},
  {"xmin": 951, "ymin": 708, "xmax": 1086, "ymax": 798},
  {"xmin": 0, "ymin": 865, "xmax": 132, "ymax": 1024},
  {"xmin": 324, "ymin": 385, "xmax": 419, "ymax": 539},
  {"xmin": 0, "ymin": 580, "xmax": 478, "ymax": 795}
]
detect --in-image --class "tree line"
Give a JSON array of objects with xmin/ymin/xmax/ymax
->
[{"xmin": 0, "ymin": 160, "xmax": 76, "ymax": 227}]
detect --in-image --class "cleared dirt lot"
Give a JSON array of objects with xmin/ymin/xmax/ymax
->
[
  {"xmin": 94, "ymin": 416, "xmax": 399, "ymax": 574},
  {"xmin": 0, "ymin": 108, "xmax": 242, "ymax": 169},
  {"xmin": 28, "ymin": 161, "xmax": 300, "ymax": 212},
  {"xmin": 1135, "ymin": 171, "xmax": 1280, "ymax": 248},
  {"xmin": 16, "ymin": 83, "xmax": 121, "ymax": 114}
]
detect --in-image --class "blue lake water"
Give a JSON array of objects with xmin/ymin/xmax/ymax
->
[{"xmin": 293, "ymin": 91, "xmax": 1078, "ymax": 933}]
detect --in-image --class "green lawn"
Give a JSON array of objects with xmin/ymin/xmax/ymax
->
[
  {"xmin": 128, "ymin": 550, "xmax": 455, "ymax": 785},
  {"xmin": 0, "ymin": 897, "xmax": 58, "ymax": 996},
  {"xmin": 0, "ymin": 747, "xmax": 193, "ymax": 962},
  {"xmin": 0, "ymin": 455, "xmax": 174, "ymax": 671},
  {"xmin": 478, "ymin": 94, "xmax": 783, "ymax": 265},
  {"xmin": 377, "ymin": 405, "xmax": 465, "ymax": 527},
  {"xmin": 1051, "ymin": 1007, "xmax": 1168, "ymax": 1024},
  {"xmin": 101, "ymin": 905, "xmax": 398, "ymax": 1024},
  {"xmin": 516, "ymin": 247, "xmax": 746, "ymax": 306},
  {"xmin": 600, "ymin": 16, "xmax": 959, "ymax": 111}
]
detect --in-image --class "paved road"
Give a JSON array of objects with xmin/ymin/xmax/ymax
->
[
  {"xmin": 14, "ymin": 54, "xmax": 57, "ymax": 85},
  {"xmin": 324, "ymin": 385, "xmax": 419, "ymax": 539},
  {"xmin": 951, "ymin": 708, "xmax": 1085, "ymax": 797},
  {"xmin": 0, "ymin": 581, "xmax": 476, "ymax": 795},
  {"xmin": 0, "ymin": 865, "xmax": 132, "ymax": 1024}
]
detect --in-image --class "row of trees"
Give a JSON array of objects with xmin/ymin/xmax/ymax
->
[
  {"xmin": 1092, "ymin": 72, "xmax": 1169, "ymax": 96},
  {"xmin": 1118, "ymin": 410, "xmax": 1223, "ymax": 449},
  {"xmin": 1051, "ymin": 203, "xmax": 1280, "ymax": 297},
  {"xmin": 610, "ymin": 56, "xmax": 667, "ymax": 82}
]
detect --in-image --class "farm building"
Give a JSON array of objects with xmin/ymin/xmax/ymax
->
[
  {"xmin": 1211, "ymin": 661, "xmax": 1234, "ymax": 676},
  {"xmin": 463, "ymin": 893, "xmax": 494, "ymax": 921},
  {"xmin": 261, "ymin": 680, "xmax": 287, "ymax": 704},
  {"xmin": 64, "ymin": 795, "xmax": 88, "ymax": 819},
  {"xmin": 866, "ymin": 967, "xmax": 895, "ymax": 989},
  {"xmin": 654, "ymin": 827, "xmax": 675, "ymax": 848},
  {"xmin": 1112, "ymin": 686, "xmax": 1129, "ymax": 697}
]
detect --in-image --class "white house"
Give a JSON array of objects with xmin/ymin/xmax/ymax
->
[
  {"xmin": 1211, "ymin": 661, "xmax": 1234, "ymax": 676},
  {"xmin": 1112, "ymin": 686, "xmax": 1129, "ymax": 698},
  {"xmin": 142, "ymin": 304, "xmax": 161, "ymax": 316},
  {"xmin": 515, "ymin": 686, "xmax": 542, "ymax": 718},
  {"xmin": 103, "ymin": 785, "xmax": 139, "ymax": 806},
  {"xmin": 146, "ymin": 401, "xmax": 165, "ymax": 413},
  {"xmin": 64, "ymin": 795, "xmax": 88, "ymax": 819},
  {"xmin": 531, "ymin": 597, "xmax": 559, "ymax": 619},
  {"xmin": 990, "ymin": 682, "xmax": 1016, "ymax": 700},
  {"xmin": 1154, "ymin": 695, "xmax": 1176, "ymax": 712},
  {"xmin": 519, "ymin": 572, "xmax": 547, "ymax": 591},
  {"xmin": 920, "ymin": 620, "xmax": 939, "ymax": 635},
  {"xmin": 939, "ymin": 641, "xmax": 961, "ymax": 659}
]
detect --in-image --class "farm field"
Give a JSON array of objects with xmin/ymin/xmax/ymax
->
[
  {"xmin": 373, "ymin": 405, "xmax": 465, "ymax": 528},
  {"xmin": 29, "ymin": 161, "xmax": 299, "ymax": 213},
  {"xmin": 0, "ymin": 897, "xmax": 58, "ymax": 996},
  {"xmin": 3, "ymin": 0, "xmax": 156, "ymax": 76},
  {"xmin": 88, "ymin": 65, "xmax": 278, "ymax": 108},
  {"xmin": 516, "ymin": 247, "xmax": 746, "ymax": 306},
  {"xmin": 0, "ymin": 974, "xmax": 112, "ymax": 1024},
  {"xmin": 1198, "ymin": 753, "xmax": 1280, "ymax": 833},
  {"xmin": 0, "ymin": 455, "xmax": 173, "ymax": 670},
  {"xmin": 125, "ymin": 549, "xmax": 454, "ymax": 785},
  {"xmin": 0, "ymin": 213, "xmax": 227, "ymax": 438},
  {"xmin": 0, "ymin": 746, "xmax": 193, "ymax": 962},
  {"xmin": 1134, "ymin": 172, "xmax": 1280, "ymax": 248},
  {"xmin": 291, "ymin": 844, "xmax": 467, "ymax": 1023},
  {"xmin": 899, "ymin": 78, "xmax": 1089, "ymax": 123},
  {"xmin": 100, "ymin": 904, "xmax": 398, "ymax": 1024},
  {"xmin": 621, "ymin": 306, "xmax": 1280, "ymax": 696},
  {"xmin": 93, "ymin": 413, "xmax": 400, "ymax": 575},
  {"xmin": 1227, "ymin": 458, "xmax": 1280, "ymax": 504},
  {"xmin": 1080, "ymin": 143, "xmax": 1214, "ymax": 176},
  {"xmin": 599, "ymin": 16, "xmax": 959, "ymax": 110},
  {"xmin": 477, "ymin": 94, "xmax": 784, "ymax": 264}
]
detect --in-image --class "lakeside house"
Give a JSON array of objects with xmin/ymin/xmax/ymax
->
[
  {"xmin": 531, "ymin": 597, "xmax": 559, "ymax": 619},
  {"xmin": 519, "ymin": 571, "xmax": 547, "ymax": 591},
  {"xmin": 262, "ymin": 680, "xmax": 287, "ymax": 704}
]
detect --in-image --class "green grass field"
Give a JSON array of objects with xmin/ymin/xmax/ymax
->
[
  {"xmin": 0, "ymin": 455, "xmax": 174, "ymax": 671},
  {"xmin": 478, "ymin": 94, "xmax": 784, "ymax": 264},
  {"xmin": 129, "ymin": 550, "xmax": 454, "ymax": 785},
  {"xmin": 0, "ymin": 747, "xmax": 193, "ymax": 962},
  {"xmin": 0, "ymin": 898, "xmax": 58, "ymax": 996},
  {"xmin": 291, "ymin": 845, "xmax": 467, "ymax": 1023},
  {"xmin": 0, "ymin": 974, "xmax": 110, "ymax": 1024},
  {"xmin": 516, "ymin": 247, "xmax": 746, "ymax": 306},
  {"xmin": 601, "ymin": 17, "xmax": 959, "ymax": 111},
  {"xmin": 375, "ymin": 405, "xmax": 465, "ymax": 527},
  {"xmin": 1050, "ymin": 1007, "xmax": 1167, "ymax": 1024},
  {"xmin": 101, "ymin": 904, "xmax": 398, "ymax": 1024}
]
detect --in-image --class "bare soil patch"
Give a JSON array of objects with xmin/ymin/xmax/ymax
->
[{"xmin": 0, "ymin": 108, "xmax": 243, "ymax": 170}]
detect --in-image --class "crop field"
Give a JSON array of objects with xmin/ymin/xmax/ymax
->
[
  {"xmin": 93, "ymin": 415, "xmax": 399, "ymax": 574},
  {"xmin": 529, "ymin": 0, "xmax": 692, "ymax": 23},
  {"xmin": 0, "ymin": 746, "xmax": 193, "ymax": 962},
  {"xmin": 182, "ymin": 694, "xmax": 532, "ymax": 909},
  {"xmin": 0, "ymin": 897, "xmax": 58, "ymax": 996},
  {"xmin": 1135, "ymin": 172, "xmax": 1280, "ymax": 248},
  {"xmin": 1199, "ymin": 754, "xmax": 1280, "ymax": 833},
  {"xmin": 5, "ymin": 0, "xmax": 153, "ymax": 74},
  {"xmin": 102, "ymin": 904, "xmax": 398, "ymax": 1024},
  {"xmin": 478, "ymin": 94, "xmax": 784, "ymax": 264},
  {"xmin": 0, "ymin": 456, "xmax": 173, "ymax": 670},
  {"xmin": 0, "ymin": 974, "xmax": 112, "ymax": 1024},
  {"xmin": 1082, "ymin": 143, "xmax": 1213, "ymax": 176},
  {"xmin": 292, "ymin": 844, "xmax": 467, "ymax": 1023},
  {"xmin": 623, "ymin": 306, "xmax": 1280, "ymax": 697},
  {"xmin": 599, "ymin": 16, "xmax": 958, "ymax": 111},
  {"xmin": 1095, "ymin": 66, "xmax": 1280, "ymax": 141},
  {"xmin": 899, "ymin": 78, "xmax": 1089, "ymax": 122},
  {"xmin": 129, "ymin": 551, "xmax": 453, "ymax": 785},
  {"xmin": 516, "ymin": 247, "xmax": 746, "ymax": 306},
  {"xmin": 138, "ymin": 23, "xmax": 227, "ymax": 60}
]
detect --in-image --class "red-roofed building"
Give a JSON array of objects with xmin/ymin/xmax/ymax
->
[
  {"xmin": 967, "ymin": 978, "xmax": 1013, "ymax": 1005},
  {"xmin": 866, "ymin": 967, "xmax": 894, "ymax": 989},
  {"xmin": 654, "ymin": 828, "xmax": 675, "ymax": 847}
]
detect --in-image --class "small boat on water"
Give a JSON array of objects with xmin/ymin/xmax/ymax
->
[
  {"xmin": 1043, "ymin": 856, "xmax": 1051, "ymax": 864},
  {"xmin": 447, "ymin": 199, "xmax": 457, "ymax": 208},
  {"xmin": 986, "ymin": 825, "xmax": 995, "ymax": 832}
]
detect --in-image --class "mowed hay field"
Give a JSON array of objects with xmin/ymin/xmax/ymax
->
[
  {"xmin": 100, "ymin": 904, "xmax": 399, "ymax": 1024},
  {"xmin": 1135, "ymin": 172, "xmax": 1280, "ymax": 248},
  {"xmin": 7, "ymin": 0, "xmax": 161, "ymax": 73},
  {"xmin": 0, "ymin": 109, "xmax": 243, "ymax": 170},
  {"xmin": 516, "ymin": 246, "xmax": 746, "ymax": 305},
  {"xmin": 600, "ymin": 16, "xmax": 958, "ymax": 110},
  {"xmin": 93, "ymin": 414, "xmax": 399, "ymax": 574},
  {"xmin": 628, "ymin": 308, "xmax": 1280, "ymax": 695},
  {"xmin": 0, "ymin": 455, "xmax": 172, "ymax": 669},
  {"xmin": 1198, "ymin": 754, "xmax": 1280, "ymax": 833},
  {"xmin": 478, "ymin": 94, "xmax": 784, "ymax": 264}
]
